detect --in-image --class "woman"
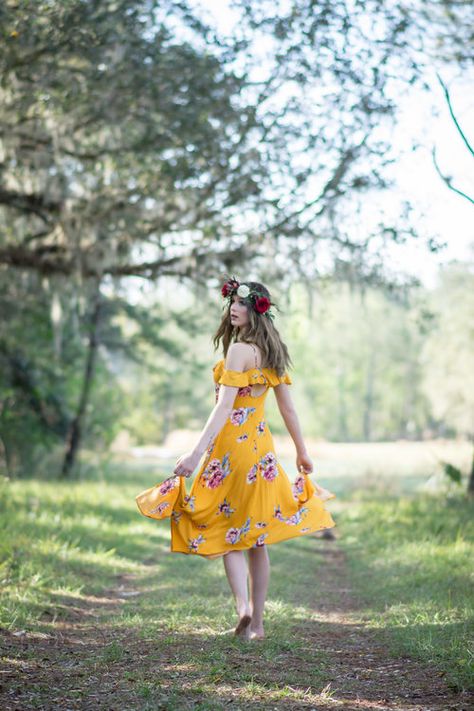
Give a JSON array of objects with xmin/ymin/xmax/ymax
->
[{"xmin": 169, "ymin": 277, "xmax": 336, "ymax": 640}]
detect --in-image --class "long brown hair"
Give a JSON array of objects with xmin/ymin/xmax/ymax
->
[{"xmin": 212, "ymin": 281, "xmax": 293, "ymax": 377}]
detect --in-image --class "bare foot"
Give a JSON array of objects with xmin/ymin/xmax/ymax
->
[
  {"xmin": 314, "ymin": 482, "xmax": 336, "ymax": 502},
  {"xmin": 234, "ymin": 614, "xmax": 251, "ymax": 638},
  {"xmin": 249, "ymin": 624, "xmax": 265, "ymax": 641}
]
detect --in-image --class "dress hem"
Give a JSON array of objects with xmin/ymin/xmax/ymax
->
[{"xmin": 170, "ymin": 518, "xmax": 337, "ymax": 559}]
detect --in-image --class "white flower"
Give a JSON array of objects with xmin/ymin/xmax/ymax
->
[{"xmin": 237, "ymin": 284, "xmax": 250, "ymax": 298}]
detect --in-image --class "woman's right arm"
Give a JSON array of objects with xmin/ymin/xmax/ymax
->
[
  {"xmin": 189, "ymin": 393, "xmax": 236, "ymax": 461},
  {"xmin": 186, "ymin": 344, "xmax": 248, "ymax": 462}
]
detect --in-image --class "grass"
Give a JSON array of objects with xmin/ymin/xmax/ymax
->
[
  {"xmin": 338, "ymin": 489, "xmax": 474, "ymax": 691},
  {"xmin": 0, "ymin": 449, "xmax": 473, "ymax": 708},
  {"xmin": 0, "ymin": 465, "xmax": 334, "ymax": 708}
]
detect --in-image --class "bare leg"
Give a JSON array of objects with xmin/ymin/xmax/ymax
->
[
  {"xmin": 247, "ymin": 545, "xmax": 270, "ymax": 639},
  {"xmin": 223, "ymin": 550, "xmax": 251, "ymax": 636}
]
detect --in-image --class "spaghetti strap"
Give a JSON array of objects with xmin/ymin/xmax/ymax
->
[{"xmin": 250, "ymin": 343, "xmax": 258, "ymax": 368}]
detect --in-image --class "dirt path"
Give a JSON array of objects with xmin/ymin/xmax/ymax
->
[
  {"xmin": 293, "ymin": 541, "xmax": 472, "ymax": 710},
  {"xmin": 1, "ymin": 540, "xmax": 472, "ymax": 710}
]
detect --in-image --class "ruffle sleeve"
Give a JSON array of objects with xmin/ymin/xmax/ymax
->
[
  {"xmin": 215, "ymin": 368, "xmax": 250, "ymax": 388},
  {"xmin": 264, "ymin": 370, "xmax": 292, "ymax": 387},
  {"xmin": 213, "ymin": 360, "xmax": 292, "ymax": 388}
]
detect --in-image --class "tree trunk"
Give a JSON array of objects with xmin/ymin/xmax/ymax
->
[
  {"xmin": 336, "ymin": 364, "xmax": 348, "ymax": 441},
  {"xmin": 61, "ymin": 284, "xmax": 102, "ymax": 478},
  {"xmin": 468, "ymin": 441, "xmax": 474, "ymax": 497},
  {"xmin": 161, "ymin": 381, "xmax": 173, "ymax": 444},
  {"xmin": 363, "ymin": 346, "xmax": 376, "ymax": 441}
]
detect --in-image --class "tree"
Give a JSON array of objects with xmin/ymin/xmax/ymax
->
[
  {"xmin": 1, "ymin": 0, "xmax": 471, "ymax": 475},
  {"xmin": 420, "ymin": 261, "xmax": 474, "ymax": 493},
  {"xmin": 0, "ymin": 0, "xmax": 268, "ymax": 280},
  {"xmin": 3, "ymin": 0, "xmax": 469, "ymax": 283},
  {"xmin": 430, "ymin": 70, "xmax": 474, "ymax": 493}
]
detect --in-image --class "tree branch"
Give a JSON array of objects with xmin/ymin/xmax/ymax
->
[
  {"xmin": 432, "ymin": 147, "xmax": 474, "ymax": 205},
  {"xmin": 0, "ymin": 187, "xmax": 61, "ymax": 221},
  {"xmin": 437, "ymin": 73, "xmax": 474, "ymax": 158},
  {"xmin": 0, "ymin": 242, "xmax": 260, "ymax": 279}
]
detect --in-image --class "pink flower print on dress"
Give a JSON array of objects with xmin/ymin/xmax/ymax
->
[
  {"xmin": 217, "ymin": 497, "xmax": 236, "ymax": 518},
  {"xmin": 273, "ymin": 504, "xmax": 285, "ymax": 522},
  {"xmin": 240, "ymin": 517, "xmax": 251, "ymax": 537},
  {"xmin": 149, "ymin": 501, "xmax": 170, "ymax": 515},
  {"xmin": 292, "ymin": 474, "xmax": 305, "ymax": 500},
  {"xmin": 188, "ymin": 534, "xmax": 205, "ymax": 553},
  {"xmin": 286, "ymin": 510, "xmax": 301, "ymax": 525},
  {"xmin": 237, "ymin": 385, "xmax": 252, "ymax": 397},
  {"xmin": 255, "ymin": 521, "xmax": 267, "ymax": 528},
  {"xmin": 183, "ymin": 494, "xmax": 196, "ymax": 511},
  {"xmin": 260, "ymin": 452, "xmax": 278, "ymax": 482},
  {"xmin": 262, "ymin": 463, "xmax": 278, "ymax": 482},
  {"xmin": 246, "ymin": 463, "xmax": 258, "ymax": 484},
  {"xmin": 225, "ymin": 527, "xmax": 241, "ymax": 545},
  {"xmin": 273, "ymin": 504, "xmax": 309, "ymax": 525},
  {"xmin": 236, "ymin": 433, "xmax": 249, "ymax": 442},
  {"xmin": 171, "ymin": 511, "xmax": 182, "ymax": 524},
  {"xmin": 159, "ymin": 477, "xmax": 178, "ymax": 495},
  {"xmin": 201, "ymin": 452, "xmax": 231, "ymax": 489},
  {"xmin": 225, "ymin": 517, "xmax": 251, "ymax": 545},
  {"xmin": 229, "ymin": 407, "xmax": 256, "ymax": 426},
  {"xmin": 202, "ymin": 458, "xmax": 221, "ymax": 485},
  {"xmin": 256, "ymin": 420, "xmax": 266, "ymax": 435},
  {"xmin": 254, "ymin": 533, "xmax": 268, "ymax": 547},
  {"xmin": 207, "ymin": 470, "xmax": 225, "ymax": 489}
]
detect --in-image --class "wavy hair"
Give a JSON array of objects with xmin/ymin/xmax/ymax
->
[{"xmin": 212, "ymin": 280, "xmax": 292, "ymax": 377}]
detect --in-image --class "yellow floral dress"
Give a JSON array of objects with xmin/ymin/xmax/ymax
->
[{"xmin": 163, "ymin": 354, "xmax": 337, "ymax": 558}]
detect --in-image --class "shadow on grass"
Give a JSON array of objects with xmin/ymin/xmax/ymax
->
[
  {"xmin": 2, "ymin": 466, "xmax": 473, "ymax": 702},
  {"xmin": 0, "ymin": 616, "xmax": 386, "ymax": 711},
  {"xmin": 336, "ymin": 492, "xmax": 474, "ymax": 692}
]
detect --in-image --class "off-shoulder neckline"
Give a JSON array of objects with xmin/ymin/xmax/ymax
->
[{"xmin": 213, "ymin": 358, "xmax": 275, "ymax": 374}]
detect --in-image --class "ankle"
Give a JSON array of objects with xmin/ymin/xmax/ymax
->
[{"xmin": 236, "ymin": 601, "xmax": 250, "ymax": 618}]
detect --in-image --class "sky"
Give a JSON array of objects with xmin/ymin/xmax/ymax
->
[{"xmin": 186, "ymin": 0, "xmax": 474, "ymax": 288}]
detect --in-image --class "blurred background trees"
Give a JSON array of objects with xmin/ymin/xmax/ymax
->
[{"xmin": 0, "ymin": 0, "xmax": 472, "ymax": 479}]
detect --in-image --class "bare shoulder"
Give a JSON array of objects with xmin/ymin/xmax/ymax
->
[{"xmin": 225, "ymin": 342, "xmax": 254, "ymax": 371}]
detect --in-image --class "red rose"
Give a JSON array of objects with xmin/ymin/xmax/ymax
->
[
  {"xmin": 221, "ymin": 279, "xmax": 239, "ymax": 298},
  {"xmin": 254, "ymin": 296, "xmax": 271, "ymax": 313}
]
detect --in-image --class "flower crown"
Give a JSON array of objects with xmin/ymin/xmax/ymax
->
[{"xmin": 221, "ymin": 276, "xmax": 275, "ymax": 321}]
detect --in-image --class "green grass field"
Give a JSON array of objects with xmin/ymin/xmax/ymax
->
[
  {"xmin": 339, "ymin": 492, "xmax": 473, "ymax": 691},
  {"xmin": 0, "ymin": 445, "xmax": 473, "ymax": 708}
]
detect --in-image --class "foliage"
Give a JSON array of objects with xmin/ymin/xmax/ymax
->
[
  {"xmin": 340, "ymin": 489, "xmax": 474, "ymax": 691},
  {"xmin": 420, "ymin": 261, "xmax": 474, "ymax": 437},
  {"xmin": 1, "ymin": 1, "xmax": 472, "ymax": 475},
  {"xmin": 1, "ymin": 459, "xmax": 472, "ymax": 700},
  {"xmin": 1, "ymin": 0, "xmax": 470, "ymax": 283}
]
